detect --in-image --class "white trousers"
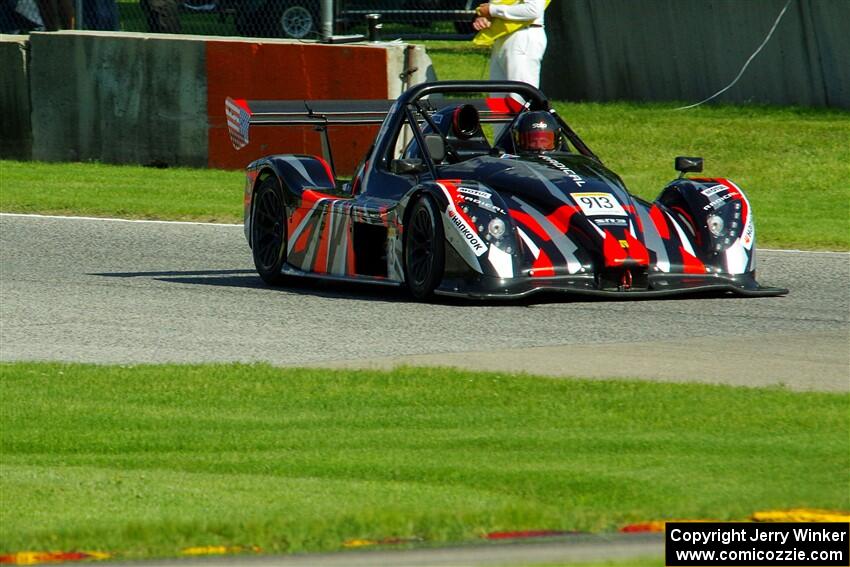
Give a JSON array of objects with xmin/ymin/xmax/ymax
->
[
  {"xmin": 489, "ymin": 26, "xmax": 548, "ymax": 88},
  {"xmin": 490, "ymin": 26, "xmax": 547, "ymax": 141}
]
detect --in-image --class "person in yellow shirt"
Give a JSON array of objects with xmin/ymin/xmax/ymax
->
[{"xmin": 473, "ymin": 0, "xmax": 548, "ymax": 89}]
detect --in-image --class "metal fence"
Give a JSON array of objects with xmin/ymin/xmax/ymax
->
[{"xmin": 0, "ymin": 0, "xmax": 482, "ymax": 39}]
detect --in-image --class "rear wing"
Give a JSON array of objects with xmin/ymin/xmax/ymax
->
[{"xmin": 225, "ymin": 96, "xmax": 522, "ymax": 151}]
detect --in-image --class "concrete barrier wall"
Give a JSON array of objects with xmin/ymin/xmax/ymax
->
[
  {"xmin": 30, "ymin": 32, "xmax": 208, "ymax": 166},
  {"xmin": 23, "ymin": 32, "xmax": 433, "ymax": 173},
  {"xmin": 0, "ymin": 35, "xmax": 32, "ymax": 160},
  {"xmin": 542, "ymin": 0, "xmax": 850, "ymax": 108}
]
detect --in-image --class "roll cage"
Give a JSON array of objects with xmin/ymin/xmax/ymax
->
[{"xmin": 373, "ymin": 81, "xmax": 599, "ymax": 179}]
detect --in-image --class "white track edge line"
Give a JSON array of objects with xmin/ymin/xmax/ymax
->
[
  {"xmin": 0, "ymin": 212, "xmax": 242, "ymax": 227},
  {"xmin": 1, "ymin": 212, "xmax": 847, "ymax": 254}
]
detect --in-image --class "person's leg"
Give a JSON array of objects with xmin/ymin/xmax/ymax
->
[
  {"xmin": 489, "ymin": 37, "xmax": 511, "ymax": 142},
  {"xmin": 503, "ymin": 27, "xmax": 547, "ymax": 88},
  {"xmin": 489, "ymin": 38, "xmax": 507, "ymax": 81}
]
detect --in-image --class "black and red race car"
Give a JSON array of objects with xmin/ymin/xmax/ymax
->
[{"xmin": 226, "ymin": 80, "xmax": 786, "ymax": 299}]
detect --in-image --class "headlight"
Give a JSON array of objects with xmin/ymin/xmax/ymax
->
[
  {"xmin": 488, "ymin": 217, "xmax": 506, "ymax": 239},
  {"xmin": 706, "ymin": 214, "xmax": 724, "ymax": 237}
]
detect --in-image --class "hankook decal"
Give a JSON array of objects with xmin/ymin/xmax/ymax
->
[{"xmin": 447, "ymin": 208, "xmax": 488, "ymax": 256}]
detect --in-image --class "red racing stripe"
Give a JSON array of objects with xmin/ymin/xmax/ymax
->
[
  {"xmin": 439, "ymin": 180, "xmax": 478, "ymax": 228},
  {"xmin": 546, "ymin": 204, "xmax": 578, "ymax": 234},
  {"xmin": 649, "ymin": 205, "xmax": 670, "ymax": 239},
  {"xmin": 602, "ymin": 230, "xmax": 629, "ymax": 267},
  {"xmin": 624, "ymin": 232, "xmax": 650, "ymax": 265},
  {"xmin": 678, "ymin": 246, "xmax": 706, "ymax": 274},
  {"xmin": 631, "ymin": 210, "xmax": 644, "ymax": 234},
  {"xmin": 315, "ymin": 157, "xmax": 335, "ymax": 186},
  {"xmin": 292, "ymin": 222, "xmax": 314, "ymax": 254},
  {"xmin": 346, "ymin": 225, "xmax": 356, "ymax": 275},
  {"xmin": 484, "ymin": 96, "xmax": 524, "ymax": 114},
  {"xmin": 303, "ymin": 189, "xmax": 338, "ymax": 203},
  {"xmin": 531, "ymin": 249, "xmax": 555, "ymax": 277},
  {"xmin": 312, "ymin": 213, "xmax": 333, "ymax": 273},
  {"xmin": 509, "ymin": 209, "xmax": 551, "ymax": 242},
  {"xmin": 288, "ymin": 190, "xmax": 338, "ymax": 235}
]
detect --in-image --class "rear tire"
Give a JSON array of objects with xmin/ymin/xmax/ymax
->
[
  {"xmin": 251, "ymin": 177, "xmax": 288, "ymax": 286},
  {"xmin": 404, "ymin": 196, "xmax": 445, "ymax": 299}
]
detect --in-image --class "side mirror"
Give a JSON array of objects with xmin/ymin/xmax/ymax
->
[
  {"xmin": 424, "ymin": 134, "xmax": 446, "ymax": 163},
  {"xmin": 390, "ymin": 158, "xmax": 427, "ymax": 175},
  {"xmin": 675, "ymin": 156, "xmax": 704, "ymax": 174}
]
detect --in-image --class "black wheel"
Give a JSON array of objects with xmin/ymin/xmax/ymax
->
[
  {"xmin": 271, "ymin": 0, "xmax": 318, "ymax": 38},
  {"xmin": 251, "ymin": 177, "xmax": 288, "ymax": 286},
  {"xmin": 404, "ymin": 196, "xmax": 445, "ymax": 299}
]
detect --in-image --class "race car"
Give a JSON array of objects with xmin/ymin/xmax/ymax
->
[{"xmin": 226, "ymin": 80, "xmax": 787, "ymax": 299}]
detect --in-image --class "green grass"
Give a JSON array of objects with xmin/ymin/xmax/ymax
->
[
  {"xmin": 424, "ymin": 40, "xmax": 492, "ymax": 81},
  {"xmin": 1, "ymin": 363, "xmax": 847, "ymax": 559},
  {"xmin": 0, "ymin": 161, "xmax": 243, "ymax": 223}
]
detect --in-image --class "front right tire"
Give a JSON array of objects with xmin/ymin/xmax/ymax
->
[{"xmin": 251, "ymin": 177, "xmax": 288, "ymax": 286}]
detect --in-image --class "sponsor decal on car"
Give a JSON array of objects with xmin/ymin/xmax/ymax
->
[
  {"xmin": 742, "ymin": 219, "xmax": 755, "ymax": 249},
  {"xmin": 458, "ymin": 194, "xmax": 506, "ymax": 215},
  {"xmin": 700, "ymin": 184, "xmax": 727, "ymax": 197},
  {"xmin": 593, "ymin": 217, "xmax": 629, "ymax": 226},
  {"xmin": 447, "ymin": 208, "xmax": 487, "ymax": 256},
  {"xmin": 702, "ymin": 192, "xmax": 735, "ymax": 210},
  {"xmin": 457, "ymin": 187, "xmax": 492, "ymax": 199},
  {"xmin": 570, "ymin": 192, "xmax": 628, "ymax": 217},
  {"xmin": 539, "ymin": 155, "xmax": 586, "ymax": 186}
]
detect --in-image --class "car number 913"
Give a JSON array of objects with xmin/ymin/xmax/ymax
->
[{"xmin": 570, "ymin": 192, "xmax": 628, "ymax": 217}]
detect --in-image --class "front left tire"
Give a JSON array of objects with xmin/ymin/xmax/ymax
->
[
  {"xmin": 404, "ymin": 196, "xmax": 446, "ymax": 299},
  {"xmin": 251, "ymin": 177, "xmax": 288, "ymax": 286}
]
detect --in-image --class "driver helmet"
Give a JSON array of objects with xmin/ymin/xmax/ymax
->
[{"xmin": 512, "ymin": 111, "xmax": 561, "ymax": 152}]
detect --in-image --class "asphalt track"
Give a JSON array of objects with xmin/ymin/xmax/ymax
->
[
  {"xmin": 0, "ymin": 213, "xmax": 847, "ymax": 566},
  {"xmin": 1, "ymin": 213, "xmax": 848, "ymax": 392}
]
